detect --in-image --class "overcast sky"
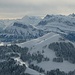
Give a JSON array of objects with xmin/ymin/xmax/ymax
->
[{"xmin": 0, "ymin": 0, "xmax": 75, "ymax": 19}]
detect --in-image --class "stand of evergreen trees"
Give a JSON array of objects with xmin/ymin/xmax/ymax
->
[
  {"xmin": 21, "ymin": 50, "xmax": 49, "ymax": 64},
  {"xmin": 49, "ymin": 42, "xmax": 75, "ymax": 63},
  {"xmin": 0, "ymin": 58, "xmax": 26, "ymax": 75}
]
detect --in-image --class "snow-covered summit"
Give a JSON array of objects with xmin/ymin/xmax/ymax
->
[
  {"xmin": 37, "ymin": 14, "xmax": 75, "ymax": 34},
  {"xmin": 17, "ymin": 15, "xmax": 42, "ymax": 25}
]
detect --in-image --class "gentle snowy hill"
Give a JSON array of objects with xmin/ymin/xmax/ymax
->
[
  {"xmin": 18, "ymin": 32, "xmax": 75, "ymax": 73},
  {"xmin": 18, "ymin": 32, "xmax": 62, "ymax": 48}
]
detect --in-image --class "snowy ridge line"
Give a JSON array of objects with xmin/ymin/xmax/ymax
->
[{"xmin": 35, "ymin": 34, "xmax": 59, "ymax": 45}]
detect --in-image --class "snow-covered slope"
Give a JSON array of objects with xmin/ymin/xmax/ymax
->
[
  {"xmin": 18, "ymin": 32, "xmax": 75, "ymax": 73},
  {"xmin": 1, "ymin": 14, "xmax": 75, "ymax": 42},
  {"xmin": 0, "ymin": 16, "xmax": 43, "ymax": 42},
  {"xmin": 0, "ymin": 42, "xmax": 45, "ymax": 75},
  {"xmin": 3, "ymin": 19, "xmax": 15, "ymax": 30},
  {"xmin": 37, "ymin": 14, "xmax": 75, "ymax": 34},
  {"xmin": 2, "ymin": 22, "xmax": 47, "ymax": 42},
  {"xmin": 18, "ymin": 32, "xmax": 62, "ymax": 48}
]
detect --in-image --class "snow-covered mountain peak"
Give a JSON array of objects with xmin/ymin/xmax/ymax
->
[
  {"xmin": 18, "ymin": 15, "xmax": 42, "ymax": 25},
  {"xmin": 37, "ymin": 14, "xmax": 75, "ymax": 34},
  {"xmin": 44, "ymin": 14, "xmax": 65, "ymax": 19},
  {"xmin": 13, "ymin": 22, "xmax": 33, "ymax": 29},
  {"xmin": 22, "ymin": 15, "xmax": 41, "ymax": 20},
  {"xmin": 0, "ymin": 15, "xmax": 41, "ymax": 31}
]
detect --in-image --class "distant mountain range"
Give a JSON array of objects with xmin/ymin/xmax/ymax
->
[
  {"xmin": 0, "ymin": 14, "xmax": 75, "ymax": 42},
  {"xmin": 37, "ymin": 14, "xmax": 75, "ymax": 33}
]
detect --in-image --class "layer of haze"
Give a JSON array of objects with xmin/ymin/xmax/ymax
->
[{"xmin": 0, "ymin": 0, "xmax": 75, "ymax": 19}]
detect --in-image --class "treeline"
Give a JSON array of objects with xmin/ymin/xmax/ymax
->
[
  {"xmin": 0, "ymin": 44, "xmax": 75, "ymax": 75},
  {"xmin": 0, "ymin": 45, "xmax": 29, "ymax": 75},
  {"xmin": 28, "ymin": 64, "xmax": 75, "ymax": 75},
  {"xmin": 0, "ymin": 45, "xmax": 28, "ymax": 60},
  {"xmin": 29, "ymin": 64, "xmax": 45, "ymax": 73},
  {"xmin": 0, "ymin": 45, "xmax": 50, "ymax": 75},
  {"xmin": 48, "ymin": 42, "xmax": 75, "ymax": 63},
  {"xmin": 21, "ymin": 50, "xmax": 49, "ymax": 64},
  {"xmin": 0, "ymin": 44, "xmax": 49, "ymax": 64}
]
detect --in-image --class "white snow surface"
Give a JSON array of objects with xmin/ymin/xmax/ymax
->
[{"xmin": 18, "ymin": 32, "xmax": 62, "ymax": 48}]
